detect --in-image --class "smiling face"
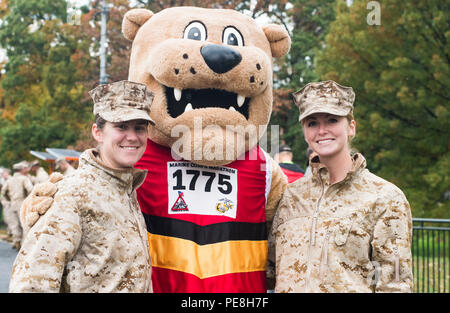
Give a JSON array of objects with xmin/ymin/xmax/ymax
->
[
  {"xmin": 92, "ymin": 120, "xmax": 149, "ymax": 169},
  {"xmin": 302, "ymin": 113, "xmax": 356, "ymax": 161},
  {"xmin": 124, "ymin": 7, "xmax": 290, "ymax": 166}
]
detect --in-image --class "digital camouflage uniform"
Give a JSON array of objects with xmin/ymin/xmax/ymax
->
[
  {"xmin": 1, "ymin": 167, "xmax": 33, "ymax": 246},
  {"xmin": 31, "ymin": 167, "xmax": 50, "ymax": 185},
  {"xmin": 61, "ymin": 164, "xmax": 76, "ymax": 176},
  {"xmin": 10, "ymin": 80, "xmax": 154, "ymax": 293},
  {"xmin": 90, "ymin": 80, "xmax": 154, "ymax": 125},
  {"xmin": 0, "ymin": 176, "xmax": 11, "ymax": 236},
  {"xmin": 9, "ymin": 149, "xmax": 152, "ymax": 293},
  {"xmin": 55, "ymin": 159, "xmax": 76, "ymax": 177},
  {"xmin": 293, "ymin": 80, "xmax": 355, "ymax": 122},
  {"xmin": 269, "ymin": 153, "xmax": 413, "ymax": 293}
]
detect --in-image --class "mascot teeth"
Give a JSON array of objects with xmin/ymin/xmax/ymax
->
[
  {"xmin": 237, "ymin": 94, "xmax": 245, "ymax": 107},
  {"xmin": 185, "ymin": 103, "xmax": 193, "ymax": 112},
  {"xmin": 174, "ymin": 88, "xmax": 182, "ymax": 101},
  {"xmin": 165, "ymin": 87, "xmax": 250, "ymax": 119},
  {"xmin": 121, "ymin": 5, "xmax": 292, "ymax": 293}
]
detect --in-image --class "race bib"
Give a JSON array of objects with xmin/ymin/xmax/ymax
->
[{"xmin": 167, "ymin": 162, "xmax": 238, "ymax": 218}]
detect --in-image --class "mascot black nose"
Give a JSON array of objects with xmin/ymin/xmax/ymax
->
[{"xmin": 201, "ymin": 44, "xmax": 242, "ymax": 74}]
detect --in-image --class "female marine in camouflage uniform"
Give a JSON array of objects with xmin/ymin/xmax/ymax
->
[
  {"xmin": 9, "ymin": 81, "xmax": 155, "ymax": 292},
  {"xmin": 269, "ymin": 81, "xmax": 413, "ymax": 292}
]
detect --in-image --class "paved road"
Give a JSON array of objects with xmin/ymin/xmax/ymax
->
[{"xmin": 0, "ymin": 240, "xmax": 17, "ymax": 293}]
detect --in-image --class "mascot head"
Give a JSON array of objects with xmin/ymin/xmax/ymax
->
[{"xmin": 122, "ymin": 6, "xmax": 290, "ymax": 166}]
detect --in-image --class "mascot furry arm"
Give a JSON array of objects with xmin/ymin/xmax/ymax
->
[{"xmin": 21, "ymin": 6, "xmax": 290, "ymax": 293}]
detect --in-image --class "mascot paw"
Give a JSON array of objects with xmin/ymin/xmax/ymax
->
[
  {"xmin": 20, "ymin": 174, "xmax": 61, "ymax": 232},
  {"xmin": 20, "ymin": 196, "xmax": 36, "ymax": 234},
  {"xmin": 23, "ymin": 211, "xmax": 40, "ymax": 234},
  {"xmin": 34, "ymin": 181, "xmax": 58, "ymax": 197},
  {"xmin": 49, "ymin": 172, "xmax": 64, "ymax": 184},
  {"xmin": 33, "ymin": 197, "xmax": 55, "ymax": 215}
]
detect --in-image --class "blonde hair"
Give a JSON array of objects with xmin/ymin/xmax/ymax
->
[
  {"xmin": 346, "ymin": 111, "xmax": 354, "ymax": 123},
  {"xmin": 346, "ymin": 111, "xmax": 355, "ymax": 142},
  {"xmin": 346, "ymin": 112, "xmax": 358, "ymax": 155}
]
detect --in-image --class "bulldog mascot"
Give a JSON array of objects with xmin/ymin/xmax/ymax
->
[{"xmin": 22, "ymin": 6, "xmax": 290, "ymax": 293}]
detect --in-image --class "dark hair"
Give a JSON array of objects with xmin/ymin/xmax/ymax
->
[{"xmin": 94, "ymin": 114, "xmax": 107, "ymax": 129}]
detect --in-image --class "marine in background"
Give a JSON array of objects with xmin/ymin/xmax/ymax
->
[
  {"xmin": 55, "ymin": 157, "xmax": 76, "ymax": 176},
  {"xmin": 0, "ymin": 161, "xmax": 33, "ymax": 250},
  {"xmin": 275, "ymin": 145, "xmax": 305, "ymax": 183},
  {"xmin": 29, "ymin": 160, "xmax": 50, "ymax": 185},
  {"xmin": 0, "ymin": 168, "xmax": 12, "ymax": 241}
]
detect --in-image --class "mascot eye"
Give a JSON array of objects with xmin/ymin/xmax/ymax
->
[
  {"xmin": 222, "ymin": 27, "xmax": 244, "ymax": 46},
  {"xmin": 183, "ymin": 21, "xmax": 207, "ymax": 41}
]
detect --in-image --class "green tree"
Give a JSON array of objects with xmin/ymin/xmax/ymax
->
[
  {"xmin": 268, "ymin": 0, "xmax": 336, "ymax": 169},
  {"xmin": 316, "ymin": 0, "xmax": 450, "ymax": 217},
  {"xmin": 0, "ymin": 0, "xmax": 136, "ymax": 164},
  {"xmin": 134, "ymin": 0, "xmax": 250, "ymax": 11},
  {"xmin": 0, "ymin": 0, "xmax": 87, "ymax": 165}
]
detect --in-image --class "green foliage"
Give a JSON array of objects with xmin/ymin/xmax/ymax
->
[
  {"xmin": 0, "ymin": 0, "xmax": 67, "ymax": 95},
  {"xmin": 0, "ymin": 103, "xmax": 77, "ymax": 163},
  {"xmin": 269, "ymin": 0, "xmax": 336, "ymax": 169},
  {"xmin": 135, "ymin": 0, "xmax": 253, "ymax": 11},
  {"xmin": 316, "ymin": 0, "xmax": 450, "ymax": 217},
  {"xmin": 0, "ymin": 0, "xmax": 93, "ymax": 166},
  {"xmin": 286, "ymin": 0, "xmax": 336, "ymax": 86},
  {"xmin": 0, "ymin": 0, "xmax": 447, "ymax": 218}
]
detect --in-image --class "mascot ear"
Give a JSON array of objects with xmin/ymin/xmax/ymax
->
[
  {"xmin": 262, "ymin": 24, "xmax": 291, "ymax": 58},
  {"xmin": 122, "ymin": 9, "xmax": 154, "ymax": 41}
]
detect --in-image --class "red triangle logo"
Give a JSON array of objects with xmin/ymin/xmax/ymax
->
[{"xmin": 170, "ymin": 191, "xmax": 189, "ymax": 212}]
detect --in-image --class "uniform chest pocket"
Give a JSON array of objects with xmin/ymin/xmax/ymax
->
[{"xmin": 334, "ymin": 219, "xmax": 353, "ymax": 246}]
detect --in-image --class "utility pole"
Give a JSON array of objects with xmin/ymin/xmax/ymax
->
[{"xmin": 99, "ymin": 0, "xmax": 109, "ymax": 85}]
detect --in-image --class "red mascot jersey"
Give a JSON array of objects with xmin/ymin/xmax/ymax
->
[{"xmin": 135, "ymin": 139, "xmax": 272, "ymax": 293}]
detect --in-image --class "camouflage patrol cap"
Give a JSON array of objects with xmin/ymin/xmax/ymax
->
[
  {"xmin": 279, "ymin": 145, "xmax": 292, "ymax": 153},
  {"xmin": 13, "ymin": 161, "xmax": 29, "ymax": 171},
  {"xmin": 89, "ymin": 80, "xmax": 155, "ymax": 125},
  {"xmin": 292, "ymin": 80, "xmax": 355, "ymax": 122}
]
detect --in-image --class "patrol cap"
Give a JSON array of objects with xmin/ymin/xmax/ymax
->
[
  {"xmin": 13, "ymin": 161, "xmax": 29, "ymax": 171},
  {"xmin": 89, "ymin": 80, "xmax": 155, "ymax": 125},
  {"xmin": 292, "ymin": 80, "xmax": 355, "ymax": 122},
  {"xmin": 279, "ymin": 145, "xmax": 292, "ymax": 153}
]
